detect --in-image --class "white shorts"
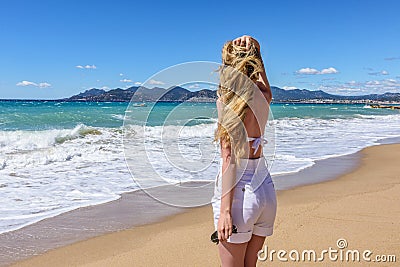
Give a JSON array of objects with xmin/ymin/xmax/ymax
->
[{"xmin": 211, "ymin": 157, "xmax": 277, "ymax": 243}]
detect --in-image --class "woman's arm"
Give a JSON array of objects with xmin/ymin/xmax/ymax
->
[
  {"xmin": 216, "ymin": 99, "xmax": 236, "ymax": 241},
  {"xmin": 218, "ymin": 140, "xmax": 236, "ymax": 241},
  {"xmin": 233, "ymin": 35, "xmax": 273, "ymax": 103},
  {"xmin": 256, "ymin": 66, "xmax": 272, "ymax": 104}
]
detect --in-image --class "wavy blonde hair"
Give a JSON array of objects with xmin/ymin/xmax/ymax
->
[{"xmin": 215, "ymin": 40, "xmax": 264, "ymax": 163}]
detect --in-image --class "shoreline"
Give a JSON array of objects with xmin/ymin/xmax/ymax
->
[
  {"xmin": 0, "ymin": 135, "xmax": 389, "ymax": 236},
  {"xmin": 1, "ymin": 141, "xmax": 399, "ymax": 266}
]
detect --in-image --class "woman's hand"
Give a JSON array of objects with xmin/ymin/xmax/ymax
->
[
  {"xmin": 217, "ymin": 210, "xmax": 233, "ymax": 242},
  {"xmin": 233, "ymin": 35, "xmax": 260, "ymax": 52}
]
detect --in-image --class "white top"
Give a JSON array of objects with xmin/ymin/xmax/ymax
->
[{"xmin": 247, "ymin": 136, "xmax": 268, "ymax": 155}]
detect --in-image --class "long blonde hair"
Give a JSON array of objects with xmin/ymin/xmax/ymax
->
[{"xmin": 215, "ymin": 41, "xmax": 264, "ymax": 162}]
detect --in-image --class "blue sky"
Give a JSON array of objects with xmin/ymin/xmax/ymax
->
[{"xmin": 1, "ymin": 0, "xmax": 399, "ymax": 99}]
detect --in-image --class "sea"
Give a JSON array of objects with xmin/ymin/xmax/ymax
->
[{"xmin": 1, "ymin": 100, "xmax": 400, "ymax": 234}]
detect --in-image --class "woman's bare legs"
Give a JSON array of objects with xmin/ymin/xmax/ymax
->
[
  {"xmin": 218, "ymin": 241, "xmax": 248, "ymax": 267},
  {"xmin": 244, "ymin": 234, "xmax": 266, "ymax": 266}
]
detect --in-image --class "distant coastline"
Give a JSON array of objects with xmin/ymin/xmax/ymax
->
[{"xmin": 1, "ymin": 86, "xmax": 400, "ymax": 104}]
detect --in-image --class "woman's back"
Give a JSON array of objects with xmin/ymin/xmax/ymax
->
[{"xmin": 243, "ymin": 86, "xmax": 270, "ymax": 158}]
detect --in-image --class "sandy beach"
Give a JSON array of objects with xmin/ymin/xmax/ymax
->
[{"xmin": 10, "ymin": 143, "xmax": 400, "ymax": 266}]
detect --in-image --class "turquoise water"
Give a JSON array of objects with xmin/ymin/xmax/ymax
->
[
  {"xmin": 271, "ymin": 103, "xmax": 399, "ymax": 119},
  {"xmin": 1, "ymin": 100, "xmax": 400, "ymax": 234},
  {"xmin": 0, "ymin": 101, "xmax": 128, "ymax": 130},
  {"xmin": 1, "ymin": 101, "xmax": 398, "ymax": 130}
]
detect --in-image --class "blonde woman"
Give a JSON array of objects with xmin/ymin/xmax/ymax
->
[{"xmin": 211, "ymin": 35, "xmax": 277, "ymax": 267}]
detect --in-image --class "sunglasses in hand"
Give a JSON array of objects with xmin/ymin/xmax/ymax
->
[{"xmin": 210, "ymin": 225, "xmax": 238, "ymax": 245}]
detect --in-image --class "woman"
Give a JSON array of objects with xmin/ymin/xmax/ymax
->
[{"xmin": 211, "ymin": 35, "xmax": 277, "ymax": 267}]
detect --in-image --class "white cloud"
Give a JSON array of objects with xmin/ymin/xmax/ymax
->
[
  {"xmin": 296, "ymin": 67, "xmax": 338, "ymax": 75},
  {"xmin": 365, "ymin": 80, "xmax": 380, "ymax": 86},
  {"xmin": 188, "ymin": 83, "xmax": 200, "ymax": 89},
  {"xmin": 16, "ymin": 80, "xmax": 37, "ymax": 86},
  {"xmin": 296, "ymin": 68, "xmax": 319, "ymax": 75},
  {"xmin": 100, "ymin": 86, "xmax": 109, "ymax": 90},
  {"xmin": 320, "ymin": 67, "xmax": 338, "ymax": 74},
  {"xmin": 282, "ymin": 86, "xmax": 298, "ymax": 90},
  {"xmin": 148, "ymin": 79, "xmax": 165, "ymax": 85},
  {"xmin": 383, "ymin": 78, "xmax": 396, "ymax": 85},
  {"xmin": 345, "ymin": 80, "xmax": 362, "ymax": 86},
  {"xmin": 120, "ymin": 79, "xmax": 133, "ymax": 83},
  {"xmin": 38, "ymin": 82, "xmax": 51, "ymax": 88},
  {"xmin": 368, "ymin": 70, "xmax": 390, "ymax": 76},
  {"xmin": 119, "ymin": 73, "xmax": 124, "ymax": 76},
  {"xmin": 16, "ymin": 80, "xmax": 51, "ymax": 88},
  {"xmin": 76, "ymin": 64, "xmax": 97, "ymax": 69},
  {"xmin": 134, "ymin": 82, "xmax": 142, "ymax": 85}
]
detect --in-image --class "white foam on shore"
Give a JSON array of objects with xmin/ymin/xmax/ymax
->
[{"xmin": 1, "ymin": 113, "xmax": 400, "ymax": 233}]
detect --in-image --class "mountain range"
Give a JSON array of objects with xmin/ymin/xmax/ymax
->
[{"xmin": 62, "ymin": 86, "xmax": 400, "ymax": 103}]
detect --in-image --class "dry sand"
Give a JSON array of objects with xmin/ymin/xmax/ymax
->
[{"xmin": 11, "ymin": 144, "xmax": 400, "ymax": 266}]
